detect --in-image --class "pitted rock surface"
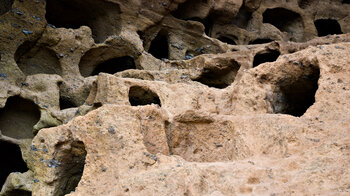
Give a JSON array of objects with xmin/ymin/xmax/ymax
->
[{"xmin": 0, "ymin": 0, "xmax": 350, "ymax": 195}]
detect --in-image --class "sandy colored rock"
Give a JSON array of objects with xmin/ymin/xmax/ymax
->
[{"xmin": 0, "ymin": 0, "xmax": 349, "ymax": 195}]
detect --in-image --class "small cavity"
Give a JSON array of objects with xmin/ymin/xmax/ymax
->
[
  {"xmin": 129, "ymin": 86, "xmax": 161, "ymax": 106},
  {"xmin": 15, "ymin": 41, "xmax": 61, "ymax": 76},
  {"xmin": 0, "ymin": 0, "xmax": 14, "ymax": 16},
  {"xmin": 0, "ymin": 141, "xmax": 28, "ymax": 189},
  {"xmin": 298, "ymin": 0, "xmax": 316, "ymax": 9},
  {"xmin": 56, "ymin": 141, "xmax": 87, "ymax": 196},
  {"xmin": 79, "ymin": 55, "xmax": 136, "ymax": 77},
  {"xmin": 343, "ymin": 0, "xmax": 350, "ymax": 4},
  {"xmin": 148, "ymin": 30, "xmax": 169, "ymax": 60},
  {"xmin": 0, "ymin": 96, "xmax": 40, "ymax": 139},
  {"xmin": 314, "ymin": 19, "xmax": 343, "ymax": 37},
  {"xmin": 45, "ymin": 0, "xmax": 121, "ymax": 43},
  {"xmin": 253, "ymin": 50, "xmax": 280, "ymax": 67},
  {"xmin": 194, "ymin": 60, "xmax": 241, "ymax": 89},
  {"xmin": 249, "ymin": 39, "xmax": 274, "ymax": 45},
  {"xmin": 59, "ymin": 97, "xmax": 77, "ymax": 110},
  {"xmin": 218, "ymin": 36, "xmax": 236, "ymax": 45},
  {"xmin": 263, "ymin": 8, "xmax": 303, "ymax": 41},
  {"xmin": 271, "ymin": 65, "xmax": 320, "ymax": 117},
  {"xmin": 232, "ymin": 6, "xmax": 252, "ymax": 29}
]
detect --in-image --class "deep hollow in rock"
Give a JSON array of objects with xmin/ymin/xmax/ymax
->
[
  {"xmin": 263, "ymin": 8, "xmax": 303, "ymax": 40},
  {"xmin": 129, "ymin": 86, "xmax": 161, "ymax": 106},
  {"xmin": 60, "ymin": 97, "xmax": 77, "ymax": 110},
  {"xmin": 217, "ymin": 36, "xmax": 236, "ymax": 45},
  {"xmin": 271, "ymin": 65, "xmax": 320, "ymax": 117},
  {"xmin": 45, "ymin": 0, "xmax": 121, "ymax": 43},
  {"xmin": 0, "ymin": 96, "xmax": 40, "ymax": 139},
  {"xmin": 314, "ymin": 19, "xmax": 343, "ymax": 37},
  {"xmin": 148, "ymin": 30, "xmax": 169, "ymax": 60},
  {"xmin": 249, "ymin": 39, "xmax": 274, "ymax": 45},
  {"xmin": 232, "ymin": 6, "xmax": 252, "ymax": 29},
  {"xmin": 253, "ymin": 50, "xmax": 280, "ymax": 67},
  {"xmin": 343, "ymin": 0, "xmax": 350, "ymax": 4},
  {"xmin": 0, "ymin": 141, "xmax": 28, "ymax": 189},
  {"xmin": 194, "ymin": 60, "xmax": 241, "ymax": 89},
  {"xmin": 54, "ymin": 141, "xmax": 87, "ymax": 196},
  {"xmin": 79, "ymin": 56, "xmax": 136, "ymax": 77},
  {"xmin": 0, "ymin": 0, "xmax": 14, "ymax": 16},
  {"xmin": 15, "ymin": 41, "xmax": 61, "ymax": 76}
]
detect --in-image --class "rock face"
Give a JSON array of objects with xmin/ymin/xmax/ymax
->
[{"xmin": 0, "ymin": 0, "xmax": 350, "ymax": 195}]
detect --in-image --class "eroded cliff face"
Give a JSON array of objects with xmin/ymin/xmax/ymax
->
[{"xmin": 0, "ymin": 0, "xmax": 350, "ymax": 195}]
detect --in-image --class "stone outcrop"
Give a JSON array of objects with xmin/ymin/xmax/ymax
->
[{"xmin": 0, "ymin": 0, "xmax": 350, "ymax": 195}]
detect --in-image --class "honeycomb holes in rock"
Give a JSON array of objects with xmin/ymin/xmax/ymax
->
[
  {"xmin": 194, "ymin": 60, "xmax": 241, "ymax": 89},
  {"xmin": 128, "ymin": 86, "xmax": 161, "ymax": 106},
  {"xmin": 0, "ymin": 0, "xmax": 14, "ymax": 16},
  {"xmin": 271, "ymin": 65, "xmax": 320, "ymax": 117},
  {"xmin": 0, "ymin": 96, "xmax": 40, "ymax": 139},
  {"xmin": 148, "ymin": 29, "xmax": 169, "ymax": 60},
  {"xmin": 54, "ymin": 141, "xmax": 87, "ymax": 196},
  {"xmin": 15, "ymin": 41, "xmax": 62, "ymax": 76},
  {"xmin": 253, "ymin": 50, "xmax": 281, "ymax": 68},
  {"xmin": 232, "ymin": 6, "xmax": 252, "ymax": 29},
  {"xmin": 79, "ymin": 56, "xmax": 136, "ymax": 77},
  {"xmin": 0, "ymin": 141, "xmax": 29, "ymax": 193},
  {"xmin": 45, "ymin": 0, "xmax": 121, "ymax": 43},
  {"xmin": 263, "ymin": 8, "xmax": 303, "ymax": 41},
  {"xmin": 314, "ymin": 19, "xmax": 343, "ymax": 37}
]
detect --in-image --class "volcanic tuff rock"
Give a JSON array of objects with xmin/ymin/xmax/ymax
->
[{"xmin": 0, "ymin": 0, "xmax": 350, "ymax": 195}]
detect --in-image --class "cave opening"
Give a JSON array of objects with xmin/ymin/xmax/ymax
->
[
  {"xmin": 253, "ymin": 50, "xmax": 280, "ymax": 67},
  {"xmin": 314, "ymin": 19, "xmax": 343, "ymax": 36},
  {"xmin": 263, "ymin": 8, "xmax": 303, "ymax": 40},
  {"xmin": 45, "ymin": 0, "xmax": 121, "ymax": 43},
  {"xmin": 15, "ymin": 41, "xmax": 61, "ymax": 76},
  {"xmin": 343, "ymin": 0, "xmax": 350, "ymax": 4},
  {"xmin": 91, "ymin": 56, "xmax": 136, "ymax": 76},
  {"xmin": 80, "ymin": 56, "xmax": 136, "ymax": 77},
  {"xmin": 194, "ymin": 60, "xmax": 241, "ymax": 89},
  {"xmin": 249, "ymin": 39, "xmax": 274, "ymax": 45},
  {"xmin": 129, "ymin": 86, "xmax": 161, "ymax": 106},
  {"xmin": 0, "ymin": 141, "xmax": 28, "ymax": 189},
  {"xmin": 59, "ymin": 97, "xmax": 77, "ymax": 110},
  {"xmin": 56, "ymin": 141, "xmax": 87, "ymax": 196},
  {"xmin": 0, "ymin": 96, "xmax": 40, "ymax": 139},
  {"xmin": 217, "ymin": 36, "xmax": 237, "ymax": 45},
  {"xmin": 272, "ymin": 65, "xmax": 320, "ymax": 117},
  {"xmin": 232, "ymin": 6, "xmax": 252, "ymax": 29},
  {"xmin": 0, "ymin": 0, "xmax": 14, "ymax": 16},
  {"xmin": 148, "ymin": 30, "xmax": 169, "ymax": 60}
]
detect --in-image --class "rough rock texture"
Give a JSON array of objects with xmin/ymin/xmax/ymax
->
[{"xmin": 0, "ymin": 0, "xmax": 350, "ymax": 195}]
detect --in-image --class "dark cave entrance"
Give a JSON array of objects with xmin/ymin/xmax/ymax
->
[
  {"xmin": 249, "ymin": 39, "xmax": 274, "ymax": 45},
  {"xmin": 314, "ymin": 19, "xmax": 343, "ymax": 36},
  {"xmin": 57, "ymin": 141, "xmax": 87, "ymax": 196},
  {"xmin": 194, "ymin": 60, "xmax": 241, "ymax": 89},
  {"xmin": 79, "ymin": 56, "xmax": 136, "ymax": 77},
  {"xmin": 148, "ymin": 30, "xmax": 169, "ymax": 60},
  {"xmin": 272, "ymin": 65, "xmax": 320, "ymax": 117},
  {"xmin": 15, "ymin": 41, "xmax": 62, "ymax": 76},
  {"xmin": 0, "ymin": 141, "xmax": 28, "ymax": 189},
  {"xmin": 129, "ymin": 86, "xmax": 161, "ymax": 106},
  {"xmin": 253, "ymin": 50, "xmax": 280, "ymax": 67},
  {"xmin": 0, "ymin": 96, "xmax": 40, "ymax": 139},
  {"xmin": 0, "ymin": 0, "xmax": 14, "ymax": 16},
  {"xmin": 45, "ymin": 0, "xmax": 121, "ymax": 43},
  {"xmin": 91, "ymin": 56, "xmax": 136, "ymax": 76},
  {"xmin": 343, "ymin": 0, "xmax": 350, "ymax": 4},
  {"xmin": 217, "ymin": 36, "xmax": 237, "ymax": 45},
  {"xmin": 263, "ymin": 8, "xmax": 303, "ymax": 40},
  {"xmin": 232, "ymin": 6, "xmax": 252, "ymax": 29}
]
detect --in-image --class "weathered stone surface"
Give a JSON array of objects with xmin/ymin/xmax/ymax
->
[{"xmin": 0, "ymin": 0, "xmax": 349, "ymax": 195}]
